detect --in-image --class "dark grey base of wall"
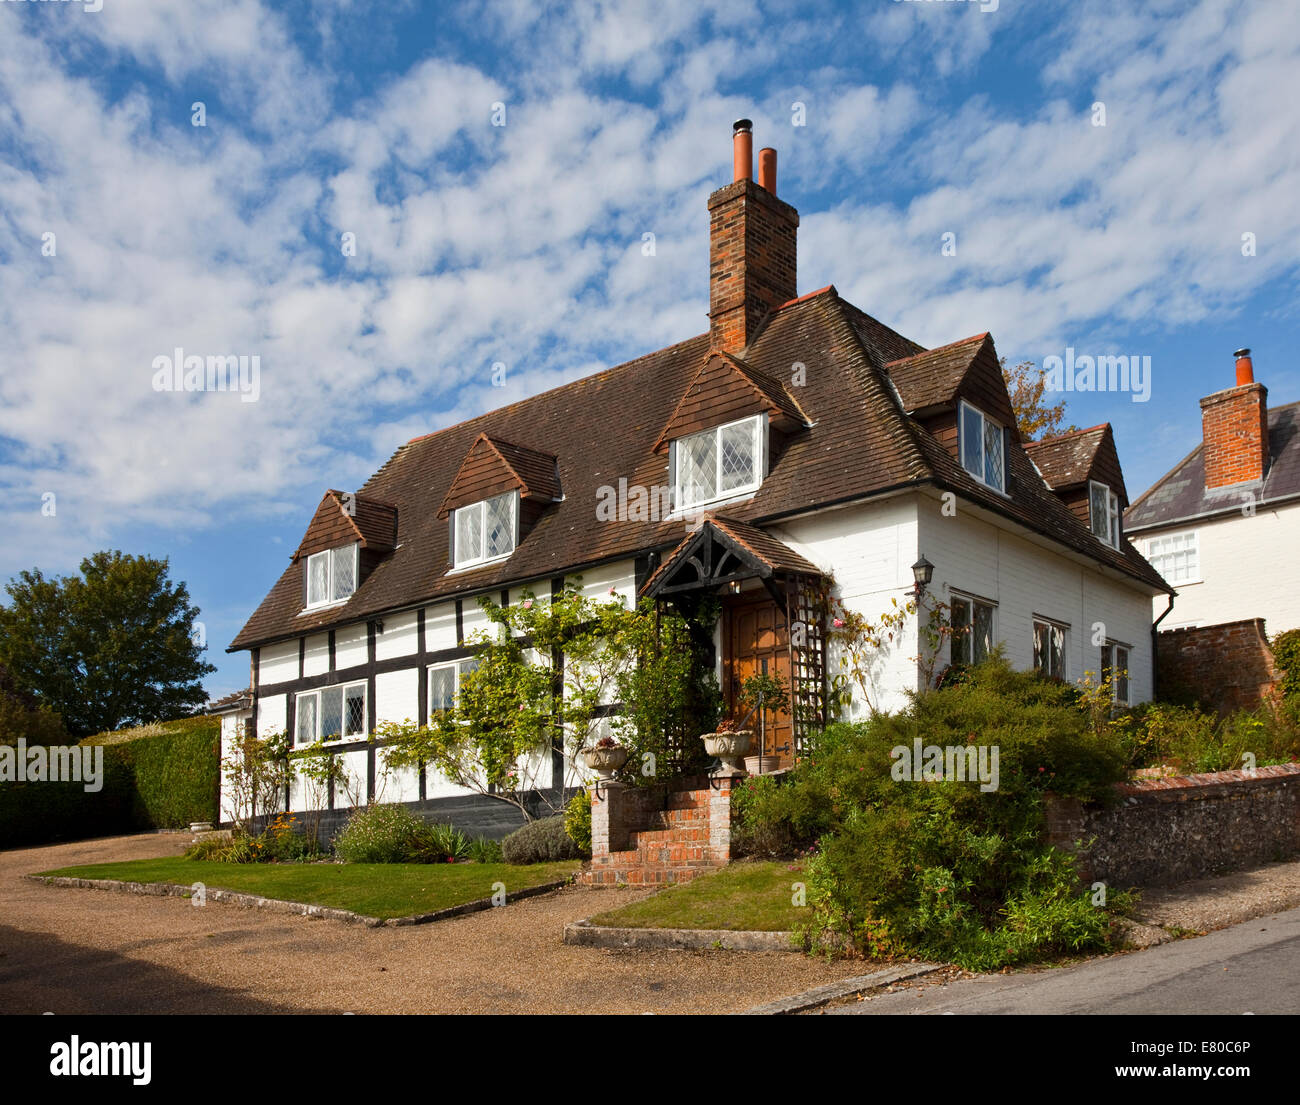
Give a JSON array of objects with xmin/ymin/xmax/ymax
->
[{"xmin": 234, "ymin": 787, "xmax": 581, "ymax": 844}]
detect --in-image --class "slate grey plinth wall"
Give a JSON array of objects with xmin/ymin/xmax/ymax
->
[
  {"xmin": 1045, "ymin": 764, "xmax": 1300, "ymax": 888},
  {"xmin": 235, "ymin": 787, "xmax": 580, "ymax": 844}
]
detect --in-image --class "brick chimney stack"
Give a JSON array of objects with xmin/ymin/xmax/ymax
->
[
  {"xmin": 708, "ymin": 120, "xmax": 798, "ymax": 352},
  {"xmin": 1200, "ymin": 348, "xmax": 1270, "ymax": 489}
]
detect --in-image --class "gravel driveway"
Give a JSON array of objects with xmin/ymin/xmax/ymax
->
[{"xmin": 0, "ymin": 832, "xmax": 866, "ymax": 1015}]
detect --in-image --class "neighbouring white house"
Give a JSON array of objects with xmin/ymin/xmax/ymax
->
[
  {"xmin": 1125, "ymin": 350, "xmax": 1300, "ymax": 635},
  {"xmin": 224, "ymin": 121, "xmax": 1170, "ymax": 835}
]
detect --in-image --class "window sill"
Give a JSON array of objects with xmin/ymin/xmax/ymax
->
[
  {"xmin": 668, "ymin": 488, "xmax": 759, "ymax": 520},
  {"xmin": 446, "ymin": 553, "xmax": 514, "ymax": 576},
  {"xmin": 960, "ymin": 468, "xmax": 1010, "ymax": 499},
  {"xmin": 300, "ymin": 598, "xmax": 353, "ymax": 616}
]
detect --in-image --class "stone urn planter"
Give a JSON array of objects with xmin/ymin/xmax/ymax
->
[
  {"xmin": 702, "ymin": 730, "xmax": 753, "ymax": 775},
  {"xmin": 580, "ymin": 743, "xmax": 629, "ymax": 780}
]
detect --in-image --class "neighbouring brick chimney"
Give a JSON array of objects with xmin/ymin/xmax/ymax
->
[
  {"xmin": 708, "ymin": 120, "xmax": 798, "ymax": 352},
  {"xmin": 1200, "ymin": 348, "xmax": 1270, "ymax": 489}
]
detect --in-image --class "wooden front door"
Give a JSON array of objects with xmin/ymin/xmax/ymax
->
[{"xmin": 724, "ymin": 595, "xmax": 793, "ymax": 767}]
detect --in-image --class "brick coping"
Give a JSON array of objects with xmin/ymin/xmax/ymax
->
[{"xmin": 1118, "ymin": 761, "xmax": 1300, "ymax": 796}]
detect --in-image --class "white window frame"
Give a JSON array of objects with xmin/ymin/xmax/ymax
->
[
  {"xmin": 949, "ymin": 591, "xmax": 997, "ymax": 665},
  {"xmin": 1144, "ymin": 531, "xmax": 1200, "ymax": 586},
  {"xmin": 1032, "ymin": 617, "xmax": 1068, "ymax": 679},
  {"xmin": 428, "ymin": 658, "xmax": 481, "ymax": 720},
  {"xmin": 305, "ymin": 543, "xmax": 359, "ymax": 609},
  {"xmin": 295, "ymin": 680, "xmax": 367, "ymax": 746},
  {"xmin": 1100, "ymin": 640, "xmax": 1131, "ymax": 705},
  {"xmin": 672, "ymin": 414, "xmax": 766, "ymax": 512},
  {"xmin": 958, "ymin": 400, "xmax": 1007, "ymax": 494},
  {"xmin": 452, "ymin": 492, "xmax": 518, "ymax": 570},
  {"xmin": 1089, "ymin": 480, "xmax": 1122, "ymax": 549}
]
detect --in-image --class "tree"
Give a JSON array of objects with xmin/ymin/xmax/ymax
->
[
  {"xmin": 0, "ymin": 662, "xmax": 68, "ymax": 746},
  {"xmin": 0, "ymin": 551, "xmax": 215, "ymax": 736},
  {"xmin": 1001, "ymin": 357, "xmax": 1078, "ymax": 440},
  {"xmin": 384, "ymin": 584, "xmax": 720, "ymax": 820}
]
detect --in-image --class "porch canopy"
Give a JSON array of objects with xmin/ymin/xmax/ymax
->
[
  {"xmin": 640, "ymin": 515, "xmax": 828, "ymax": 756},
  {"xmin": 639, "ymin": 515, "xmax": 821, "ymax": 604}
]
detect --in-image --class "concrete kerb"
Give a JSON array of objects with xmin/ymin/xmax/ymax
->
[
  {"xmin": 741, "ymin": 962, "xmax": 947, "ymax": 1014},
  {"xmin": 26, "ymin": 874, "xmax": 573, "ymax": 928},
  {"xmin": 564, "ymin": 918, "xmax": 800, "ymax": 952}
]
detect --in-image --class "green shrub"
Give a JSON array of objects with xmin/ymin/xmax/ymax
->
[
  {"xmin": 501, "ymin": 815, "xmax": 585, "ymax": 864},
  {"xmin": 730, "ymin": 774, "xmax": 809, "ymax": 858},
  {"xmin": 333, "ymin": 804, "xmax": 436, "ymax": 864},
  {"xmin": 563, "ymin": 792, "xmax": 592, "ymax": 854},
  {"xmin": 421, "ymin": 822, "xmax": 471, "ymax": 863},
  {"xmin": 184, "ymin": 829, "xmax": 260, "ymax": 863},
  {"xmin": 783, "ymin": 658, "xmax": 1134, "ymax": 970},
  {"xmin": 1273, "ymin": 629, "xmax": 1300, "ymax": 703},
  {"xmin": 1113, "ymin": 701, "xmax": 1299, "ymax": 773},
  {"xmin": 468, "ymin": 835, "xmax": 503, "ymax": 863}
]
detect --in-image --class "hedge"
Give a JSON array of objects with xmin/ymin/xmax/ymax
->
[{"xmin": 0, "ymin": 716, "xmax": 219, "ymax": 848}]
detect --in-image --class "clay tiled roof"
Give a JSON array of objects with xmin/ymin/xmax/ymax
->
[
  {"xmin": 437, "ymin": 434, "xmax": 560, "ymax": 518},
  {"xmin": 885, "ymin": 334, "xmax": 990, "ymax": 413},
  {"xmin": 291, "ymin": 491, "xmax": 397, "ymax": 563},
  {"xmin": 1126, "ymin": 400, "xmax": 1300, "ymax": 533},
  {"xmin": 231, "ymin": 289, "xmax": 1168, "ymax": 651},
  {"xmin": 1025, "ymin": 425, "xmax": 1110, "ymax": 490}
]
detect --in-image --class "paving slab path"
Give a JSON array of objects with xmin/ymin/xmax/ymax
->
[{"xmin": 0, "ymin": 832, "xmax": 866, "ymax": 1015}]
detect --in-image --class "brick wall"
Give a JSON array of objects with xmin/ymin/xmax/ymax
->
[
  {"xmin": 1200, "ymin": 381, "xmax": 1269, "ymax": 489},
  {"xmin": 1156, "ymin": 618, "xmax": 1280, "ymax": 713},
  {"xmin": 1045, "ymin": 763, "xmax": 1300, "ymax": 887}
]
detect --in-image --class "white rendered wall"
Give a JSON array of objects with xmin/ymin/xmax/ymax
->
[
  {"xmin": 919, "ymin": 496, "xmax": 1156, "ymax": 702},
  {"xmin": 776, "ymin": 497, "xmax": 921, "ymax": 718},
  {"xmin": 1137, "ymin": 503, "xmax": 1300, "ymax": 635}
]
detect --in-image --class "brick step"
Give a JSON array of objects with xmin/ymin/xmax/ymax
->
[
  {"xmin": 584, "ymin": 866, "xmax": 713, "ymax": 886},
  {"xmin": 628, "ymin": 827, "xmax": 709, "ymax": 846},
  {"xmin": 592, "ymin": 844, "xmax": 715, "ymax": 865}
]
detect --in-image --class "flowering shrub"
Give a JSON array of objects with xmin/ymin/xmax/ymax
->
[{"xmin": 333, "ymin": 804, "xmax": 438, "ymax": 864}]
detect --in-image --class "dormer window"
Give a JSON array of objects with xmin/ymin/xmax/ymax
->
[
  {"xmin": 673, "ymin": 414, "xmax": 765, "ymax": 511},
  {"xmin": 453, "ymin": 491, "xmax": 517, "ymax": 569},
  {"xmin": 959, "ymin": 400, "xmax": 1006, "ymax": 493},
  {"xmin": 305, "ymin": 544, "xmax": 358, "ymax": 608},
  {"xmin": 1089, "ymin": 480, "xmax": 1121, "ymax": 548}
]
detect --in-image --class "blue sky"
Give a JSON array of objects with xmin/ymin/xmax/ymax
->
[{"xmin": 1, "ymin": 0, "xmax": 1297, "ymax": 700}]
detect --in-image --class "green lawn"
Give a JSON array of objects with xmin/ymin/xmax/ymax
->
[
  {"xmin": 587, "ymin": 860, "xmax": 808, "ymax": 931},
  {"xmin": 37, "ymin": 857, "xmax": 579, "ymax": 920}
]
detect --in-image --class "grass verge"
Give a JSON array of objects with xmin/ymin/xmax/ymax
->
[
  {"xmin": 37, "ymin": 857, "xmax": 579, "ymax": 920},
  {"xmin": 586, "ymin": 859, "xmax": 806, "ymax": 931}
]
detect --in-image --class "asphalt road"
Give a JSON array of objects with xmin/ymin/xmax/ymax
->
[{"xmin": 825, "ymin": 906, "xmax": 1300, "ymax": 1015}]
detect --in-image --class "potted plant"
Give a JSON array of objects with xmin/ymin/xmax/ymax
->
[
  {"xmin": 738, "ymin": 672, "xmax": 789, "ymax": 776},
  {"xmin": 701, "ymin": 716, "xmax": 753, "ymax": 775},
  {"xmin": 579, "ymin": 735, "xmax": 629, "ymax": 780}
]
